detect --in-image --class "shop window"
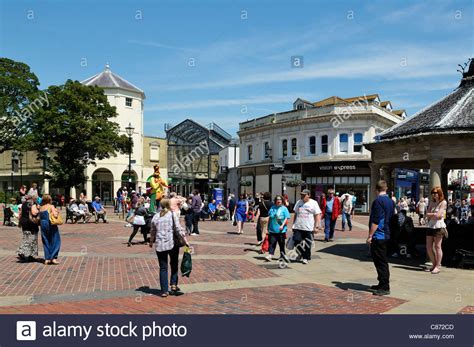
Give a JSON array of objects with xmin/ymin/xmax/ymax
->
[
  {"xmin": 339, "ymin": 133, "xmax": 348, "ymax": 152},
  {"xmin": 334, "ymin": 177, "xmax": 341, "ymax": 184},
  {"xmin": 348, "ymin": 176, "xmax": 356, "ymax": 184},
  {"xmin": 341, "ymin": 176, "xmax": 349, "ymax": 184},
  {"xmin": 282, "ymin": 139, "xmax": 288, "ymax": 157},
  {"xmin": 356, "ymin": 176, "xmax": 363, "ymax": 184},
  {"xmin": 327, "ymin": 177, "xmax": 334, "ymax": 184},
  {"xmin": 363, "ymin": 176, "xmax": 370, "ymax": 184},
  {"xmin": 309, "ymin": 136, "xmax": 316, "ymax": 154},
  {"xmin": 247, "ymin": 145, "xmax": 253, "ymax": 161},
  {"xmin": 354, "ymin": 133, "xmax": 363, "ymax": 153},
  {"xmin": 321, "ymin": 135, "xmax": 328, "ymax": 154},
  {"xmin": 323, "ymin": 177, "xmax": 328, "ymax": 184},
  {"xmin": 291, "ymin": 138, "xmax": 297, "ymax": 155},
  {"xmin": 264, "ymin": 141, "xmax": 270, "ymax": 159}
]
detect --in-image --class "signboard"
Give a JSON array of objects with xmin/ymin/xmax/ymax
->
[
  {"xmin": 270, "ymin": 164, "xmax": 284, "ymax": 172},
  {"xmin": 212, "ymin": 188, "xmax": 224, "ymax": 205}
]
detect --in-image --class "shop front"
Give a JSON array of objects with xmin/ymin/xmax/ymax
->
[{"xmin": 302, "ymin": 161, "xmax": 371, "ymax": 213}]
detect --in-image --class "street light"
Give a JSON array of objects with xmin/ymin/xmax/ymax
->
[
  {"xmin": 11, "ymin": 151, "xmax": 19, "ymax": 199},
  {"xmin": 125, "ymin": 122, "xmax": 134, "ymax": 191},
  {"xmin": 42, "ymin": 147, "xmax": 49, "ymax": 194},
  {"xmin": 18, "ymin": 152, "xmax": 24, "ymax": 187}
]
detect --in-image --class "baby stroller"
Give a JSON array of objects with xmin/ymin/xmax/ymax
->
[{"xmin": 217, "ymin": 206, "xmax": 229, "ymax": 221}]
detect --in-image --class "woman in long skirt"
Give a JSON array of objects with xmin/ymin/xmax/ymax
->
[
  {"xmin": 17, "ymin": 194, "xmax": 40, "ymax": 262},
  {"xmin": 39, "ymin": 194, "xmax": 61, "ymax": 265}
]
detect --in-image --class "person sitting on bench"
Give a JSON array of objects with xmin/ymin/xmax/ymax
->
[{"xmin": 92, "ymin": 196, "xmax": 107, "ymax": 223}]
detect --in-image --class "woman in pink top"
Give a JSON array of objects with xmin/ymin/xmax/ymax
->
[{"xmin": 425, "ymin": 187, "xmax": 447, "ymax": 274}]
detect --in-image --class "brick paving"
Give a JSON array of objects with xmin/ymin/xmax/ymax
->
[
  {"xmin": 0, "ymin": 256, "xmax": 276, "ymax": 297},
  {"xmin": 0, "ymin": 283, "xmax": 404, "ymax": 314},
  {"xmin": 1, "ymin": 212, "xmax": 470, "ymax": 314}
]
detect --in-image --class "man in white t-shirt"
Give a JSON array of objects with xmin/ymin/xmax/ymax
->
[{"xmin": 292, "ymin": 189, "xmax": 322, "ymax": 264}]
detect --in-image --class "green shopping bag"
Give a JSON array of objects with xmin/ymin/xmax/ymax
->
[{"xmin": 181, "ymin": 246, "xmax": 192, "ymax": 277}]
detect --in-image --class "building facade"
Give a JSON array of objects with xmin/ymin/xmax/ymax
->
[
  {"xmin": 218, "ymin": 141, "xmax": 240, "ymax": 198},
  {"xmin": 0, "ymin": 65, "xmax": 168, "ymax": 202},
  {"xmin": 238, "ymin": 94, "xmax": 404, "ymax": 212}
]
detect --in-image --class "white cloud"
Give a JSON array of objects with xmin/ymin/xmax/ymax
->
[
  {"xmin": 147, "ymin": 93, "xmax": 313, "ymax": 111},
  {"xmin": 150, "ymin": 44, "xmax": 469, "ymax": 91}
]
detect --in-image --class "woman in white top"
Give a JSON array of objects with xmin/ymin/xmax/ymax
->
[
  {"xmin": 149, "ymin": 199, "xmax": 189, "ymax": 297},
  {"xmin": 425, "ymin": 187, "xmax": 447, "ymax": 274}
]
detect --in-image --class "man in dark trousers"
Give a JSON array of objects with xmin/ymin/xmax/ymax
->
[
  {"xmin": 191, "ymin": 189, "xmax": 202, "ymax": 235},
  {"xmin": 367, "ymin": 180, "xmax": 395, "ymax": 296}
]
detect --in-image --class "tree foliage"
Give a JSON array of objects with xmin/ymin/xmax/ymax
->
[
  {"xmin": 24, "ymin": 79, "xmax": 131, "ymax": 190},
  {"xmin": 0, "ymin": 57, "xmax": 40, "ymax": 152}
]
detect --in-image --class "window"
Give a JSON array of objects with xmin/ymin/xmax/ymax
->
[
  {"xmin": 247, "ymin": 145, "xmax": 253, "ymax": 161},
  {"xmin": 282, "ymin": 139, "xmax": 288, "ymax": 157},
  {"xmin": 309, "ymin": 136, "xmax": 316, "ymax": 154},
  {"xmin": 150, "ymin": 146, "xmax": 159, "ymax": 161},
  {"xmin": 291, "ymin": 138, "xmax": 297, "ymax": 155},
  {"xmin": 354, "ymin": 133, "xmax": 363, "ymax": 153},
  {"xmin": 125, "ymin": 97, "xmax": 132, "ymax": 107},
  {"xmin": 264, "ymin": 141, "xmax": 270, "ymax": 159},
  {"xmin": 321, "ymin": 135, "xmax": 328, "ymax": 154},
  {"xmin": 339, "ymin": 133, "xmax": 348, "ymax": 152}
]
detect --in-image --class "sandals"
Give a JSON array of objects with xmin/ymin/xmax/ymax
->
[{"xmin": 431, "ymin": 267, "xmax": 441, "ymax": 274}]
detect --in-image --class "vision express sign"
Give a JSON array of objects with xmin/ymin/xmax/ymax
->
[{"xmin": 314, "ymin": 161, "xmax": 370, "ymax": 174}]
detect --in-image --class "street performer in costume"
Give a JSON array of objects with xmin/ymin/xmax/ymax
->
[{"xmin": 147, "ymin": 164, "xmax": 168, "ymax": 212}]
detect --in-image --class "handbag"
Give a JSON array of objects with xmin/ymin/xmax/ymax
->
[
  {"xmin": 49, "ymin": 206, "xmax": 64, "ymax": 226},
  {"xmin": 180, "ymin": 246, "xmax": 192, "ymax": 277},
  {"xmin": 172, "ymin": 212, "xmax": 186, "ymax": 247},
  {"xmin": 261, "ymin": 234, "xmax": 269, "ymax": 253},
  {"xmin": 28, "ymin": 204, "xmax": 40, "ymax": 225},
  {"xmin": 286, "ymin": 236, "xmax": 295, "ymax": 250},
  {"xmin": 133, "ymin": 215, "xmax": 145, "ymax": 225},
  {"xmin": 232, "ymin": 214, "xmax": 237, "ymax": 226}
]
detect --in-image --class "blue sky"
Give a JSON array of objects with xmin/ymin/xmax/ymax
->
[{"xmin": 1, "ymin": 0, "xmax": 472, "ymax": 138}]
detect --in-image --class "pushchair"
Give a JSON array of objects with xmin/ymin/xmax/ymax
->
[{"xmin": 217, "ymin": 207, "xmax": 229, "ymax": 221}]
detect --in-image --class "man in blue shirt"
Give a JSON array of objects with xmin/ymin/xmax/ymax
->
[
  {"xmin": 92, "ymin": 196, "xmax": 108, "ymax": 223},
  {"xmin": 367, "ymin": 180, "xmax": 395, "ymax": 296}
]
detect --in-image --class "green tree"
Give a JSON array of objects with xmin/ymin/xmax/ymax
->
[
  {"xmin": 26, "ymin": 79, "xmax": 131, "ymax": 195},
  {"xmin": 0, "ymin": 57, "xmax": 40, "ymax": 152}
]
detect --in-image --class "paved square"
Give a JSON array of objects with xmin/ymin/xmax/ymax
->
[{"xmin": 0, "ymin": 209, "xmax": 472, "ymax": 314}]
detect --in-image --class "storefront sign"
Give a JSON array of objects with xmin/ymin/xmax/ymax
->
[{"xmin": 319, "ymin": 165, "xmax": 357, "ymax": 171}]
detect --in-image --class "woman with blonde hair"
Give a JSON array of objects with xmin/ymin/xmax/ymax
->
[
  {"xmin": 425, "ymin": 187, "xmax": 447, "ymax": 274},
  {"xmin": 149, "ymin": 199, "xmax": 189, "ymax": 297},
  {"xmin": 39, "ymin": 194, "xmax": 61, "ymax": 265}
]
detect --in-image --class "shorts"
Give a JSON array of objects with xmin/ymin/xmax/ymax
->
[{"xmin": 426, "ymin": 228, "xmax": 448, "ymax": 238}]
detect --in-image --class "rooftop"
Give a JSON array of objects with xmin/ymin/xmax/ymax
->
[
  {"xmin": 81, "ymin": 64, "xmax": 145, "ymax": 98},
  {"xmin": 377, "ymin": 58, "xmax": 474, "ymax": 141}
]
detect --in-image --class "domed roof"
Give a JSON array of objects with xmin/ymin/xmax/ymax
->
[{"xmin": 81, "ymin": 64, "xmax": 145, "ymax": 98}]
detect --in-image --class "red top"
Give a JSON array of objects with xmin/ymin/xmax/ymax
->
[{"xmin": 321, "ymin": 196, "xmax": 341, "ymax": 221}]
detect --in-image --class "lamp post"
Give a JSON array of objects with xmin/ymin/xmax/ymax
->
[
  {"xmin": 11, "ymin": 151, "xmax": 19, "ymax": 199},
  {"xmin": 42, "ymin": 147, "xmax": 49, "ymax": 193},
  {"xmin": 125, "ymin": 122, "xmax": 134, "ymax": 191},
  {"xmin": 18, "ymin": 152, "xmax": 24, "ymax": 187},
  {"xmin": 281, "ymin": 156, "xmax": 286, "ymax": 195}
]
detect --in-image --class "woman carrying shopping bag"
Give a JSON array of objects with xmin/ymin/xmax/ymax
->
[{"xmin": 149, "ymin": 199, "xmax": 190, "ymax": 297}]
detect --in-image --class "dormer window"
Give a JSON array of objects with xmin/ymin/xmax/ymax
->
[{"xmin": 125, "ymin": 98, "xmax": 132, "ymax": 107}]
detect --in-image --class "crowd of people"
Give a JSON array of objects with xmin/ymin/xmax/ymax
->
[{"xmin": 5, "ymin": 179, "xmax": 472, "ymax": 299}]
